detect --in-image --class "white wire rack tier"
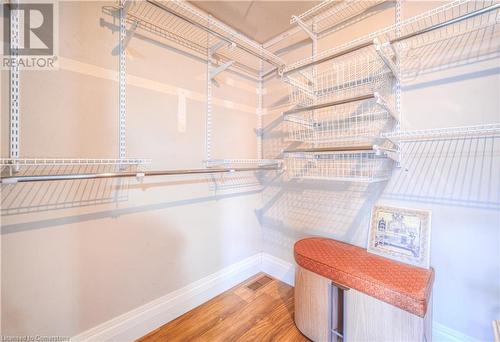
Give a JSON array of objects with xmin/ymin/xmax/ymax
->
[
  {"xmin": 106, "ymin": 0, "xmax": 284, "ymax": 77},
  {"xmin": 400, "ymin": 18, "xmax": 500, "ymax": 77},
  {"xmin": 382, "ymin": 123, "xmax": 500, "ymax": 142},
  {"xmin": 287, "ymin": 51, "xmax": 394, "ymax": 107},
  {"xmin": 205, "ymin": 158, "xmax": 282, "ymax": 168},
  {"xmin": 285, "ymin": 151, "xmax": 393, "ymax": 183},
  {"xmin": 283, "ymin": 0, "xmax": 500, "ymax": 75},
  {"xmin": 395, "ymin": 0, "xmax": 500, "ymax": 52},
  {"xmin": 285, "ymin": 99, "xmax": 396, "ymax": 144},
  {"xmin": 292, "ymin": 0, "xmax": 386, "ymax": 38},
  {"xmin": 0, "ymin": 158, "xmax": 152, "ymax": 175},
  {"xmin": 0, "ymin": 158, "xmax": 151, "ymax": 167}
]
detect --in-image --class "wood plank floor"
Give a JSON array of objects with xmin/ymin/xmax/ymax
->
[{"xmin": 137, "ymin": 273, "xmax": 311, "ymax": 342}]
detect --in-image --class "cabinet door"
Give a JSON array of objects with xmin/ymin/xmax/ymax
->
[
  {"xmin": 294, "ymin": 265, "xmax": 336, "ymax": 341},
  {"xmin": 344, "ymin": 288, "xmax": 425, "ymax": 342}
]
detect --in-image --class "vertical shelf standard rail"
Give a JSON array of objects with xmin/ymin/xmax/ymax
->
[
  {"xmin": 10, "ymin": 1, "xmax": 21, "ymax": 171},
  {"xmin": 119, "ymin": 0, "xmax": 127, "ymax": 165}
]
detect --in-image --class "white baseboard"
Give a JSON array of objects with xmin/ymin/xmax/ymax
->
[
  {"xmin": 72, "ymin": 252, "xmax": 476, "ymax": 342},
  {"xmin": 261, "ymin": 253, "xmax": 295, "ymax": 286},
  {"xmin": 433, "ymin": 322, "xmax": 476, "ymax": 341},
  {"xmin": 71, "ymin": 254, "xmax": 262, "ymax": 342}
]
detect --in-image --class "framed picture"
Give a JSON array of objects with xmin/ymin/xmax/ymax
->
[{"xmin": 368, "ymin": 205, "xmax": 432, "ymax": 268}]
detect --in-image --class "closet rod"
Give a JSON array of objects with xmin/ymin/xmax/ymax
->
[
  {"xmin": 0, "ymin": 166, "xmax": 280, "ymax": 184},
  {"xmin": 146, "ymin": 0, "xmax": 282, "ymax": 67},
  {"xmin": 283, "ymin": 145, "xmax": 397, "ymax": 153},
  {"xmin": 282, "ymin": 2, "xmax": 500, "ymax": 76},
  {"xmin": 284, "ymin": 145, "xmax": 374, "ymax": 153},
  {"xmin": 284, "ymin": 94, "xmax": 374, "ymax": 115}
]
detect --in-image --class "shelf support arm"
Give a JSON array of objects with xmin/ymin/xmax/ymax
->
[
  {"xmin": 373, "ymin": 38, "xmax": 399, "ymax": 81},
  {"xmin": 210, "ymin": 60, "xmax": 235, "ymax": 79},
  {"xmin": 283, "ymin": 114, "xmax": 315, "ymax": 128},
  {"xmin": 374, "ymin": 92, "xmax": 399, "ymax": 121},
  {"xmin": 373, "ymin": 145, "xmax": 400, "ymax": 163},
  {"xmin": 112, "ymin": 20, "xmax": 138, "ymax": 55},
  {"xmin": 292, "ymin": 15, "xmax": 316, "ymax": 40},
  {"xmin": 209, "ymin": 39, "xmax": 235, "ymax": 56}
]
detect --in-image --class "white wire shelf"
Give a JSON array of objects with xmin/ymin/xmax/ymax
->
[
  {"xmin": 400, "ymin": 19, "xmax": 500, "ymax": 77},
  {"xmin": 286, "ymin": 51, "xmax": 395, "ymax": 107},
  {"xmin": 382, "ymin": 123, "xmax": 500, "ymax": 142},
  {"xmin": 283, "ymin": 0, "xmax": 500, "ymax": 75},
  {"xmin": 104, "ymin": 0, "xmax": 285, "ymax": 78},
  {"xmin": 0, "ymin": 158, "xmax": 153, "ymax": 181},
  {"xmin": 285, "ymin": 99, "xmax": 396, "ymax": 145},
  {"xmin": 205, "ymin": 158, "xmax": 282, "ymax": 168},
  {"xmin": 285, "ymin": 151, "xmax": 394, "ymax": 183},
  {"xmin": 291, "ymin": 0, "xmax": 386, "ymax": 38},
  {"xmin": 164, "ymin": 0, "xmax": 284, "ymax": 66},
  {"xmin": 208, "ymin": 172, "xmax": 264, "ymax": 192},
  {"xmin": 0, "ymin": 158, "xmax": 151, "ymax": 167},
  {"xmin": 0, "ymin": 166, "xmax": 281, "ymax": 184}
]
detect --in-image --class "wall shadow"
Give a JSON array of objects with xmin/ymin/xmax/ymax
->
[
  {"xmin": 383, "ymin": 137, "xmax": 500, "ymax": 210},
  {"xmin": 1, "ymin": 164, "xmax": 133, "ymax": 216}
]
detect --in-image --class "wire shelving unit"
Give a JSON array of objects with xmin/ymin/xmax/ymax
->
[
  {"xmin": 103, "ymin": 0, "xmax": 284, "ymax": 170},
  {"xmin": 282, "ymin": 0, "xmax": 400, "ymax": 182},
  {"xmin": 285, "ymin": 99, "xmax": 396, "ymax": 145},
  {"xmin": 284, "ymin": 150, "xmax": 394, "ymax": 183},
  {"xmin": 5, "ymin": 1, "xmax": 498, "ymax": 185},
  {"xmin": 2, "ymin": 1, "xmax": 286, "ymax": 185},
  {"xmin": 382, "ymin": 123, "xmax": 500, "ymax": 143},
  {"xmin": 280, "ymin": 0, "xmax": 500, "ymax": 183},
  {"xmin": 287, "ymin": 51, "xmax": 395, "ymax": 108}
]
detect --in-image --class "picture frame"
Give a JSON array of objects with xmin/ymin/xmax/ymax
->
[{"xmin": 368, "ymin": 205, "xmax": 432, "ymax": 269}]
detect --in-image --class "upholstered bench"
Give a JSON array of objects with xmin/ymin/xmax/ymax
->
[{"xmin": 294, "ymin": 237, "xmax": 434, "ymax": 342}]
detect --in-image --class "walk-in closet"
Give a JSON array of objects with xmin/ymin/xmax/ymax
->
[{"xmin": 1, "ymin": 0, "xmax": 499, "ymax": 341}]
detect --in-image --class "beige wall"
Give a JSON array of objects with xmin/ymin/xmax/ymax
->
[
  {"xmin": 261, "ymin": 1, "xmax": 500, "ymax": 340},
  {"xmin": 1, "ymin": 1, "xmax": 499, "ymax": 340},
  {"xmin": 1, "ymin": 1, "xmax": 264, "ymax": 337}
]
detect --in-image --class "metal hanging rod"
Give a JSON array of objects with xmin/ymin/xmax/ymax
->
[
  {"xmin": 205, "ymin": 158, "xmax": 282, "ymax": 167},
  {"xmin": 282, "ymin": 1, "xmax": 500, "ymax": 76},
  {"xmin": 283, "ymin": 94, "xmax": 374, "ymax": 115},
  {"xmin": 283, "ymin": 145, "xmax": 396, "ymax": 154},
  {"xmin": 284, "ymin": 145, "xmax": 374, "ymax": 153},
  {"xmin": 146, "ymin": 0, "xmax": 282, "ymax": 67},
  {"xmin": 0, "ymin": 166, "xmax": 281, "ymax": 184}
]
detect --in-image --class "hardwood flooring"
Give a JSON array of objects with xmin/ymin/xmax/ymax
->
[{"xmin": 137, "ymin": 273, "xmax": 310, "ymax": 342}]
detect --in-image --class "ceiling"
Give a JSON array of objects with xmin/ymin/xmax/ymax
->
[{"xmin": 189, "ymin": 1, "xmax": 319, "ymax": 44}]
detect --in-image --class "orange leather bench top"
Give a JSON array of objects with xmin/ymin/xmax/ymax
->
[{"xmin": 294, "ymin": 237, "xmax": 434, "ymax": 317}]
